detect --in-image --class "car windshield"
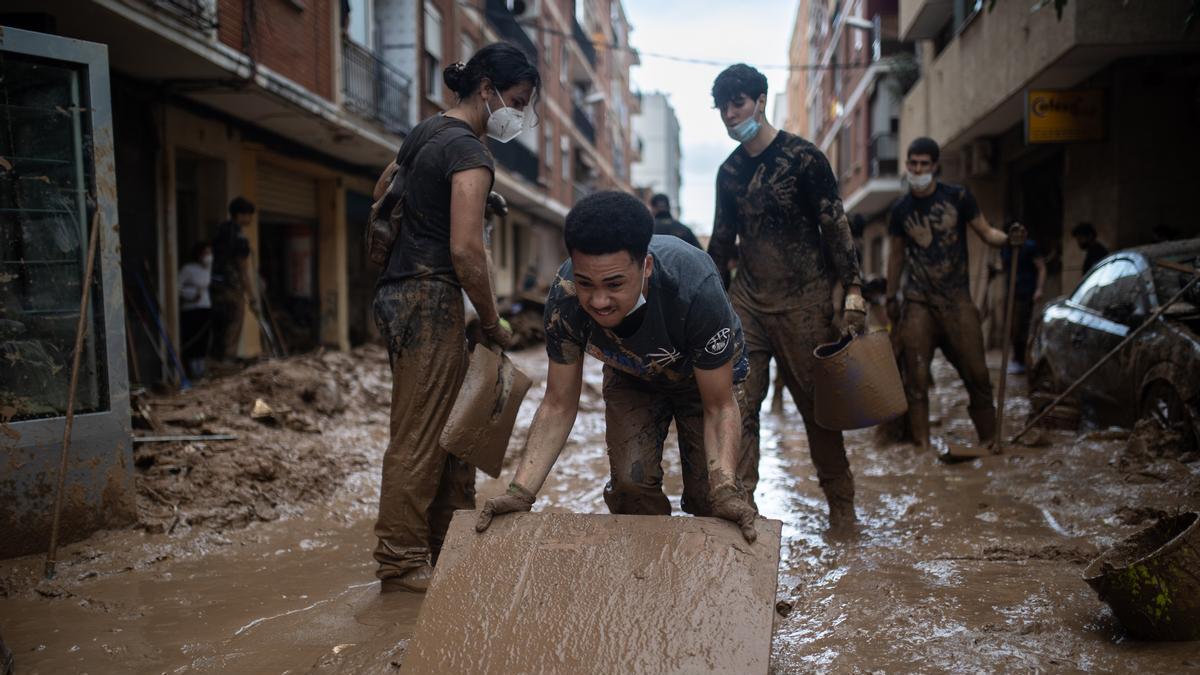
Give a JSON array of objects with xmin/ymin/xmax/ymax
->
[{"xmin": 1150, "ymin": 248, "xmax": 1200, "ymax": 304}]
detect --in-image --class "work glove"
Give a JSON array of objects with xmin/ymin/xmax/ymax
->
[
  {"xmin": 1008, "ymin": 223, "xmax": 1028, "ymax": 247},
  {"xmin": 475, "ymin": 482, "xmax": 536, "ymax": 532},
  {"xmin": 482, "ymin": 317, "xmax": 513, "ymax": 350},
  {"xmin": 709, "ymin": 482, "xmax": 758, "ymax": 544}
]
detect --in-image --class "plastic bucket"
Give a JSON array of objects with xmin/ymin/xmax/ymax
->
[
  {"xmin": 440, "ymin": 345, "xmax": 532, "ymax": 478},
  {"xmin": 1083, "ymin": 512, "xmax": 1200, "ymax": 641},
  {"xmin": 812, "ymin": 331, "xmax": 907, "ymax": 431}
]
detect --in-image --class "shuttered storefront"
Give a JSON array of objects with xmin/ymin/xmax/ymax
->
[{"xmin": 257, "ymin": 162, "xmax": 317, "ymax": 220}]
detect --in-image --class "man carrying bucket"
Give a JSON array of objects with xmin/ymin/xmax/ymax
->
[
  {"xmin": 707, "ymin": 64, "xmax": 866, "ymax": 531},
  {"xmin": 886, "ymin": 137, "xmax": 1025, "ymax": 453},
  {"xmin": 475, "ymin": 191, "xmax": 759, "ymax": 543}
]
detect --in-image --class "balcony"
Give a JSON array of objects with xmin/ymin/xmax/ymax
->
[
  {"xmin": 342, "ymin": 41, "xmax": 412, "ymax": 135},
  {"xmin": 572, "ymin": 103, "xmax": 596, "ymax": 144},
  {"xmin": 143, "ymin": 0, "xmax": 218, "ymax": 31},
  {"xmin": 572, "ymin": 181, "xmax": 595, "ymax": 205},
  {"xmin": 869, "ymin": 132, "xmax": 898, "ymax": 177},
  {"xmin": 486, "ymin": 0, "xmax": 539, "ymax": 63},
  {"xmin": 491, "ymin": 139, "xmax": 540, "ymax": 184},
  {"xmin": 573, "ymin": 18, "xmax": 597, "ymax": 67}
]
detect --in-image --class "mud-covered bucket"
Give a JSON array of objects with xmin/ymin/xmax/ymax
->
[
  {"xmin": 440, "ymin": 345, "xmax": 532, "ymax": 478},
  {"xmin": 812, "ymin": 331, "xmax": 907, "ymax": 431},
  {"xmin": 1083, "ymin": 512, "xmax": 1200, "ymax": 641}
]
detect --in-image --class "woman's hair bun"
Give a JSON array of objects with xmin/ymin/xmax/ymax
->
[{"xmin": 443, "ymin": 62, "xmax": 468, "ymax": 92}]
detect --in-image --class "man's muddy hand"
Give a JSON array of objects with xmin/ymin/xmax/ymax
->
[
  {"xmin": 475, "ymin": 482, "xmax": 536, "ymax": 532},
  {"xmin": 710, "ymin": 482, "xmax": 758, "ymax": 544},
  {"xmin": 482, "ymin": 317, "xmax": 514, "ymax": 349},
  {"xmin": 841, "ymin": 309, "xmax": 866, "ymax": 336}
]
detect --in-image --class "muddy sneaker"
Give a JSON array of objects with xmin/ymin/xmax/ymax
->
[{"xmin": 380, "ymin": 565, "xmax": 434, "ymax": 594}]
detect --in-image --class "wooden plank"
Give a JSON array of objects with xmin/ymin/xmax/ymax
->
[{"xmin": 405, "ymin": 511, "xmax": 782, "ymax": 675}]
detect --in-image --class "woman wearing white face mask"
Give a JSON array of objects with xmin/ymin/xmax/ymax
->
[
  {"xmin": 179, "ymin": 241, "xmax": 213, "ymax": 380},
  {"xmin": 369, "ymin": 42, "xmax": 541, "ymax": 593}
]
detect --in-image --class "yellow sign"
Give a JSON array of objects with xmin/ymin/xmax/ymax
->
[{"xmin": 1026, "ymin": 89, "xmax": 1105, "ymax": 143}]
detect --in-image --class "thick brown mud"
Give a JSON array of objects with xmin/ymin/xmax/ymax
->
[{"xmin": 1, "ymin": 348, "xmax": 1198, "ymax": 673}]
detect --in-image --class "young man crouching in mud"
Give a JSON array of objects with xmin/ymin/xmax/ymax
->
[{"xmin": 475, "ymin": 191, "xmax": 759, "ymax": 542}]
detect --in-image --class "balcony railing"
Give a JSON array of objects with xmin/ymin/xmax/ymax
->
[
  {"xmin": 573, "ymin": 18, "xmax": 597, "ymax": 67},
  {"xmin": 572, "ymin": 103, "xmax": 596, "ymax": 144},
  {"xmin": 491, "ymin": 139, "xmax": 540, "ymax": 184},
  {"xmin": 572, "ymin": 181, "xmax": 595, "ymax": 205},
  {"xmin": 869, "ymin": 132, "xmax": 899, "ymax": 178},
  {"xmin": 342, "ymin": 41, "xmax": 412, "ymax": 135},
  {"xmin": 145, "ymin": 0, "xmax": 219, "ymax": 31},
  {"xmin": 485, "ymin": 0, "xmax": 539, "ymax": 63}
]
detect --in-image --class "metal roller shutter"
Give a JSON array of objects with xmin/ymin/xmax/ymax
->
[{"xmin": 257, "ymin": 163, "xmax": 317, "ymax": 219}]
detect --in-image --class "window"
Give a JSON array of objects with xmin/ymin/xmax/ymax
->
[
  {"xmin": 542, "ymin": 28, "xmax": 553, "ymax": 67},
  {"xmin": 544, "ymin": 123, "xmax": 553, "ymax": 169},
  {"xmin": 1072, "ymin": 259, "xmax": 1143, "ymax": 317},
  {"xmin": 560, "ymin": 43, "xmax": 569, "ymax": 85},
  {"xmin": 1, "ymin": 54, "xmax": 108, "ymax": 421},
  {"xmin": 347, "ymin": 0, "xmax": 373, "ymax": 48},
  {"xmin": 561, "ymin": 136, "xmax": 570, "ymax": 182},
  {"xmin": 424, "ymin": 2, "xmax": 443, "ymax": 101}
]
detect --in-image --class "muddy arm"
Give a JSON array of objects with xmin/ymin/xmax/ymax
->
[
  {"xmin": 511, "ymin": 359, "xmax": 584, "ymax": 494},
  {"xmin": 450, "ymin": 167, "xmax": 502, "ymax": 328},
  {"xmin": 968, "ymin": 213, "xmax": 1009, "ymax": 248},
  {"xmin": 708, "ymin": 174, "xmax": 738, "ymax": 289},
  {"xmin": 694, "ymin": 361, "xmax": 741, "ymax": 487},
  {"xmin": 886, "ymin": 234, "xmax": 906, "ymax": 298}
]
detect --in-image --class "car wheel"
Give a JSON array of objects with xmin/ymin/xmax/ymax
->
[{"xmin": 1140, "ymin": 380, "xmax": 1197, "ymax": 454}]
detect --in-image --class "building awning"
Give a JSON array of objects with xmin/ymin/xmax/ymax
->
[
  {"xmin": 901, "ymin": 0, "xmax": 953, "ymax": 42},
  {"xmin": 843, "ymin": 178, "xmax": 904, "ymax": 219}
]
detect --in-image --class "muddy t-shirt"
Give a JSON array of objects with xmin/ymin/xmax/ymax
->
[
  {"xmin": 888, "ymin": 182, "xmax": 979, "ymax": 304},
  {"xmin": 709, "ymin": 131, "xmax": 862, "ymax": 313},
  {"xmin": 544, "ymin": 235, "xmax": 749, "ymax": 387},
  {"xmin": 377, "ymin": 115, "xmax": 494, "ymax": 287}
]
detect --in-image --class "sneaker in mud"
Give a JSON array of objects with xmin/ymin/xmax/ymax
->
[{"xmin": 381, "ymin": 565, "xmax": 434, "ymax": 594}]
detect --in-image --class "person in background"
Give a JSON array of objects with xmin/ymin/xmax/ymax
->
[
  {"xmin": 210, "ymin": 197, "xmax": 256, "ymax": 362},
  {"xmin": 179, "ymin": 241, "xmax": 213, "ymax": 380},
  {"xmin": 650, "ymin": 193, "xmax": 702, "ymax": 249},
  {"xmin": 997, "ymin": 220, "xmax": 1045, "ymax": 375},
  {"xmin": 1071, "ymin": 222, "xmax": 1109, "ymax": 275}
]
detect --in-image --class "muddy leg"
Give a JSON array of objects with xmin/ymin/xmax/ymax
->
[
  {"xmin": 671, "ymin": 384, "xmax": 755, "ymax": 515},
  {"xmin": 601, "ymin": 367, "xmax": 673, "ymax": 515},
  {"xmin": 372, "ymin": 280, "xmax": 467, "ymax": 580},
  {"xmin": 939, "ymin": 300, "xmax": 996, "ymax": 445},
  {"xmin": 733, "ymin": 300, "xmax": 771, "ymax": 508},
  {"xmin": 427, "ymin": 454, "xmax": 476, "ymax": 567},
  {"xmin": 899, "ymin": 301, "xmax": 938, "ymax": 450},
  {"xmin": 772, "ymin": 302, "xmax": 856, "ymax": 528}
]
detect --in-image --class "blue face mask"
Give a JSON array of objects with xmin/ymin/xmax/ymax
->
[{"xmin": 727, "ymin": 100, "xmax": 761, "ymax": 144}]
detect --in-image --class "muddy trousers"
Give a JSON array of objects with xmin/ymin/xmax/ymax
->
[
  {"xmin": 209, "ymin": 284, "xmax": 245, "ymax": 360},
  {"xmin": 602, "ymin": 367, "xmax": 757, "ymax": 516},
  {"xmin": 898, "ymin": 299, "xmax": 996, "ymax": 447},
  {"xmin": 372, "ymin": 279, "xmax": 476, "ymax": 579},
  {"xmin": 735, "ymin": 298, "xmax": 854, "ymax": 508}
]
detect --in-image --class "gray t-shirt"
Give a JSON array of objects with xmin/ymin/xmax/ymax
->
[{"xmin": 544, "ymin": 235, "xmax": 749, "ymax": 387}]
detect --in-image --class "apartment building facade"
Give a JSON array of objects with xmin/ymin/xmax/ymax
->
[
  {"xmin": 631, "ymin": 93, "xmax": 682, "ymax": 218},
  {"xmin": 899, "ymin": 0, "xmax": 1200, "ymax": 303},
  {"xmin": 800, "ymin": 0, "xmax": 911, "ymax": 281}
]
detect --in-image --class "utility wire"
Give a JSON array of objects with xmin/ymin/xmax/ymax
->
[{"xmin": 454, "ymin": 2, "xmax": 887, "ymax": 71}]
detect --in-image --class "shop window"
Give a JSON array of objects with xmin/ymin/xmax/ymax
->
[{"xmin": 0, "ymin": 53, "xmax": 108, "ymax": 421}]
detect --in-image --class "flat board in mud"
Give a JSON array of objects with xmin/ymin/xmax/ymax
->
[{"xmin": 405, "ymin": 511, "xmax": 783, "ymax": 674}]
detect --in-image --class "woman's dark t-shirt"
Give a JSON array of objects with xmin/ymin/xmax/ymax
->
[{"xmin": 377, "ymin": 115, "xmax": 494, "ymax": 287}]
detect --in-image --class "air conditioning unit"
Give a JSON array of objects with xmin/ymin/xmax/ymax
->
[{"xmin": 963, "ymin": 138, "xmax": 993, "ymax": 178}]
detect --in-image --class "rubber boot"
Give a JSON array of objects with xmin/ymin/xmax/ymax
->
[
  {"xmin": 968, "ymin": 405, "xmax": 996, "ymax": 447},
  {"xmin": 909, "ymin": 399, "xmax": 931, "ymax": 451},
  {"xmin": 822, "ymin": 474, "xmax": 858, "ymax": 532}
]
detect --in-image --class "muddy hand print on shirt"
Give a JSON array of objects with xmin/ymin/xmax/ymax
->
[
  {"xmin": 709, "ymin": 131, "xmax": 862, "ymax": 313},
  {"xmin": 888, "ymin": 182, "xmax": 980, "ymax": 305}
]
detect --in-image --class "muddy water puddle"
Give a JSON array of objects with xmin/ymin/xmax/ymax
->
[{"xmin": 3, "ymin": 350, "xmax": 1199, "ymax": 673}]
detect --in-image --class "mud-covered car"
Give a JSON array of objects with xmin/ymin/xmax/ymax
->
[{"xmin": 1027, "ymin": 239, "xmax": 1200, "ymax": 449}]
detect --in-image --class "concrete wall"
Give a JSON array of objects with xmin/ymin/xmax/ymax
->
[{"xmin": 631, "ymin": 93, "xmax": 682, "ymax": 214}]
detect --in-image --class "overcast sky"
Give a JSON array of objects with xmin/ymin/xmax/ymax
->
[{"xmin": 625, "ymin": 0, "xmax": 796, "ymax": 235}]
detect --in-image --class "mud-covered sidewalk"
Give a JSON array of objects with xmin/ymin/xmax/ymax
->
[{"xmin": 1, "ymin": 347, "xmax": 1198, "ymax": 673}]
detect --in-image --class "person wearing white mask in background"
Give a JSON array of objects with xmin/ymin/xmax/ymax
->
[
  {"xmin": 885, "ymin": 137, "xmax": 1025, "ymax": 454},
  {"xmin": 178, "ymin": 241, "xmax": 213, "ymax": 380},
  {"xmin": 707, "ymin": 64, "xmax": 865, "ymax": 532},
  {"xmin": 368, "ymin": 43, "xmax": 540, "ymax": 593}
]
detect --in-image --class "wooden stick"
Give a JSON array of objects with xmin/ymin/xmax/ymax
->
[
  {"xmin": 45, "ymin": 209, "xmax": 101, "ymax": 579},
  {"xmin": 1011, "ymin": 270, "xmax": 1200, "ymax": 443},
  {"xmin": 993, "ymin": 245, "xmax": 1020, "ymax": 454}
]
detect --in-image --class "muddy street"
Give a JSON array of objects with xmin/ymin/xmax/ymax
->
[{"xmin": 1, "ymin": 346, "xmax": 1198, "ymax": 673}]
